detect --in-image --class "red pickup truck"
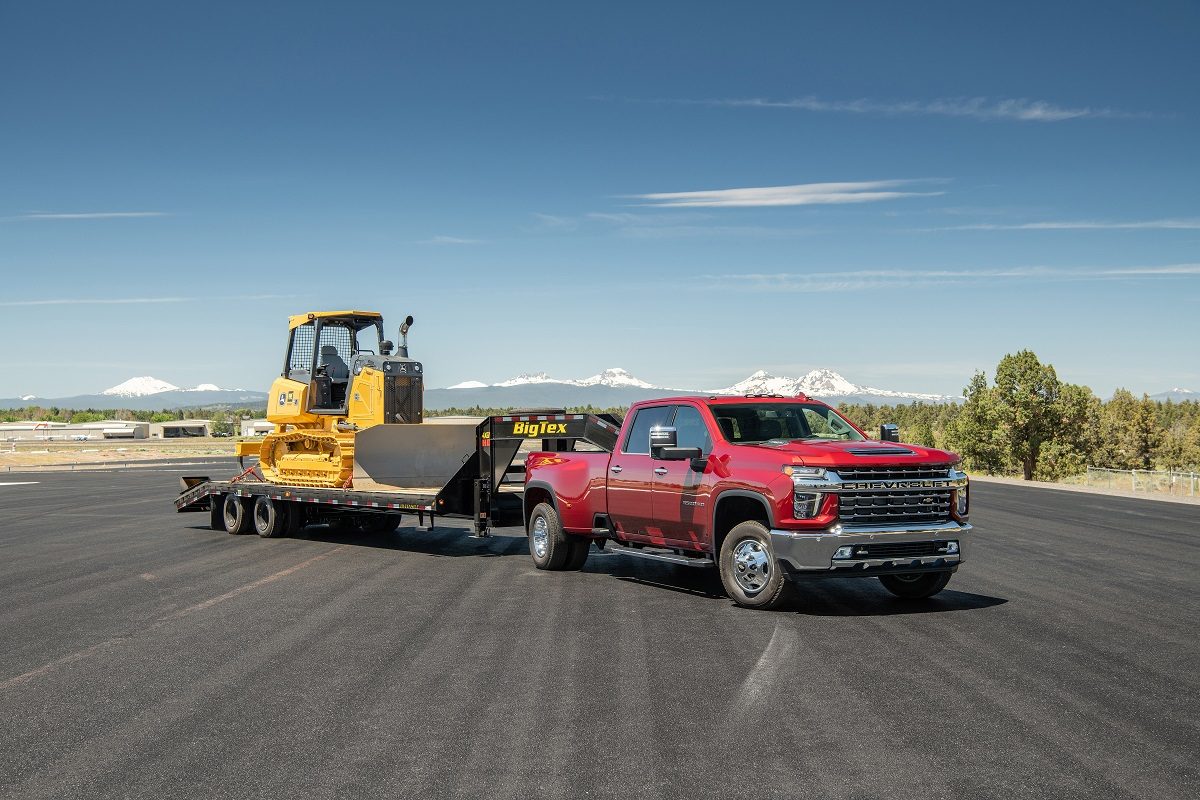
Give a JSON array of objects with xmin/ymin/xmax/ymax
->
[{"xmin": 523, "ymin": 394, "xmax": 971, "ymax": 609}]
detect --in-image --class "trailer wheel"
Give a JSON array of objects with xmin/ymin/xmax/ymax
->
[
  {"xmin": 223, "ymin": 494, "xmax": 253, "ymax": 535},
  {"xmin": 284, "ymin": 503, "xmax": 304, "ymax": 536},
  {"xmin": 718, "ymin": 521, "xmax": 794, "ymax": 610},
  {"xmin": 253, "ymin": 496, "xmax": 289, "ymax": 538},
  {"xmin": 528, "ymin": 503, "xmax": 571, "ymax": 570},
  {"xmin": 563, "ymin": 538, "xmax": 591, "ymax": 570},
  {"xmin": 209, "ymin": 495, "xmax": 226, "ymax": 531},
  {"xmin": 879, "ymin": 571, "xmax": 952, "ymax": 599}
]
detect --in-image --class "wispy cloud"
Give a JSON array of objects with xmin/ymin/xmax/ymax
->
[
  {"xmin": 918, "ymin": 218, "xmax": 1200, "ymax": 232},
  {"xmin": 628, "ymin": 96, "xmax": 1148, "ymax": 122},
  {"xmin": 418, "ymin": 235, "xmax": 483, "ymax": 244},
  {"xmin": 8, "ymin": 211, "xmax": 170, "ymax": 220},
  {"xmin": 632, "ymin": 180, "xmax": 944, "ymax": 208},
  {"xmin": 530, "ymin": 212, "xmax": 578, "ymax": 230},
  {"xmin": 0, "ymin": 293, "xmax": 297, "ymax": 307},
  {"xmin": 699, "ymin": 263, "xmax": 1200, "ymax": 293}
]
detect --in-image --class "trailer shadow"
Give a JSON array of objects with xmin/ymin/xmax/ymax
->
[{"xmin": 293, "ymin": 524, "xmax": 530, "ymax": 558}]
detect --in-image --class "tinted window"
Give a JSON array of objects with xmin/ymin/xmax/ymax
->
[
  {"xmin": 622, "ymin": 406, "xmax": 674, "ymax": 454},
  {"xmin": 709, "ymin": 403, "xmax": 865, "ymax": 443},
  {"xmin": 673, "ymin": 405, "xmax": 713, "ymax": 455}
]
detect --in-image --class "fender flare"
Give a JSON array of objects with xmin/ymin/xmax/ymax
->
[
  {"xmin": 522, "ymin": 480, "xmax": 560, "ymax": 528},
  {"xmin": 709, "ymin": 488, "xmax": 776, "ymax": 535}
]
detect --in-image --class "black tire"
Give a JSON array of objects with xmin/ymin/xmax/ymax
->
[
  {"xmin": 718, "ymin": 520, "xmax": 794, "ymax": 610},
  {"xmin": 527, "ymin": 502, "xmax": 571, "ymax": 570},
  {"xmin": 563, "ymin": 538, "xmax": 591, "ymax": 570},
  {"xmin": 878, "ymin": 571, "xmax": 953, "ymax": 599},
  {"xmin": 253, "ymin": 495, "xmax": 289, "ymax": 538},
  {"xmin": 209, "ymin": 496, "xmax": 226, "ymax": 531},
  {"xmin": 284, "ymin": 503, "xmax": 304, "ymax": 536},
  {"xmin": 354, "ymin": 513, "xmax": 401, "ymax": 534},
  {"xmin": 223, "ymin": 494, "xmax": 253, "ymax": 535}
]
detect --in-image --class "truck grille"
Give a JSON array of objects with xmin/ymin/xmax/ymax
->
[
  {"xmin": 850, "ymin": 541, "xmax": 949, "ymax": 558},
  {"xmin": 834, "ymin": 465, "xmax": 952, "ymax": 482},
  {"xmin": 839, "ymin": 489, "xmax": 952, "ymax": 526},
  {"xmin": 384, "ymin": 374, "xmax": 423, "ymax": 424}
]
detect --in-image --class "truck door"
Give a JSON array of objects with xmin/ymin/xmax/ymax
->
[
  {"xmin": 652, "ymin": 404, "xmax": 715, "ymax": 548},
  {"xmin": 606, "ymin": 405, "xmax": 673, "ymax": 541}
]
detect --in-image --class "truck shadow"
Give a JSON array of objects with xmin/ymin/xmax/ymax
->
[
  {"xmin": 588, "ymin": 552, "xmax": 1007, "ymax": 613},
  {"xmin": 788, "ymin": 585, "xmax": 1008, "ymax": 616}
]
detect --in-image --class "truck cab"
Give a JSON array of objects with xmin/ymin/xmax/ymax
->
[{"xmin": 524, "ymin": 394, "xmax": 971, "ymax": 609}]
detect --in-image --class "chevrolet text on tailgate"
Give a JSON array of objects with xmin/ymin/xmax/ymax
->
[{"xmin": 523, "ymin": 393, "xmax": 971, "ymax": 610}]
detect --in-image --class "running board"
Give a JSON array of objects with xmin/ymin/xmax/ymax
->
[{"xmin": 602, "ymin": 542, "xmax": 714, "ymax": 568}]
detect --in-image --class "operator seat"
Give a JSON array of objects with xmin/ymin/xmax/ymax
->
[{"xmin": 319, "ymin": 346, "xmax": 350, "ymax": 381}]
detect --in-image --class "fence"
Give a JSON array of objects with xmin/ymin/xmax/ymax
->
[{"xmin": 1085, "ymin": 467, "xmax": 1199, "ymax": 498}]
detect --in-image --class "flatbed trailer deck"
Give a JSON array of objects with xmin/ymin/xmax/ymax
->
[{"xmin": 175, "ymin": 412, "xmax": 620, "ymax": 535}]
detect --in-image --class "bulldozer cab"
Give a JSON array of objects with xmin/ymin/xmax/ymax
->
[{"xmin": 283, "ymin": 311, "xmax": 384, "ymax": 414}]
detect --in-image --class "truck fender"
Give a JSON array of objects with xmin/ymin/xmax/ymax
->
[
  {"xmin": 709, "ymin": 489, "xmax": 775, "ymax": 553},
  {"xmin": 522, "ymin": 480, "xmax": 560, "ymax": 528}
]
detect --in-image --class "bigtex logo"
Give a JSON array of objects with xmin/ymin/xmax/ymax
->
[{"xmin": 512, "ymin": 421, "xmax": 568, "ymax": 437}]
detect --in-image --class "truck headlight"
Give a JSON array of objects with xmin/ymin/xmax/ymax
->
[
  {"xmin": 956, "ymin": 483, "xmax": 969, "ymax": 516},
  {"xmin": 794, "ymin": 492, "xmax": 823, "ymax": 519}
]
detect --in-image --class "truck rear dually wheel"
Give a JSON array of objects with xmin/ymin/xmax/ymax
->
[
  {"xmin": 879, "ymin": 571, "xmax": 952, "ymax": 599},
  {"xmin": 718, "ymin": 521, "xmax": 794, "ymax": 610},
  {"xmin": 528, "ymin": 502, "xmax": 573, "ymax": 570}
]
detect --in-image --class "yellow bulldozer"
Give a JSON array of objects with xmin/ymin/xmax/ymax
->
[{"xmin": 236, "ymin": 310, "xmax": 430, "ymax": 489}]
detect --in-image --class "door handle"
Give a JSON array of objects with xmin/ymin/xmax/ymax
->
[
  {"xmin": 610, "ymin": 465, "xmax": 623, "ymax": 474},
  {"xmin": 654, "ymin": 467, "xmax": 668, "ymax": 476}
]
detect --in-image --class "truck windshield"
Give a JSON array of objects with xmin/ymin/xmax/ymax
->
[{"xmin": 708, "ymin": 403, "xmax": 865, "ymax": 444}]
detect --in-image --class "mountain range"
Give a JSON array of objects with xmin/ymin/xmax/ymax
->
[{"xmin": 2, "ymin": 369, "xmax": 1194, "ymax": 412}]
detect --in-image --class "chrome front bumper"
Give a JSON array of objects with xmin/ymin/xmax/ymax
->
[{"xmin": 769, "ymin": 521, "xmax": 972, "ymax": 574}]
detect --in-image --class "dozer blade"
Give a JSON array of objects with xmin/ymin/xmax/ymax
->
[{"xmin": 352, "ymin": 420, "xmax": 480, "ymax": 491}]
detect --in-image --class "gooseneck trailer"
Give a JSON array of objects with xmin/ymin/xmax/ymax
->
[{"xmin": 175, "ymin": 411, "xmax": 621, "ymax": 537}]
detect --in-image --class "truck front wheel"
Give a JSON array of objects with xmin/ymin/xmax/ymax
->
[
  {"xmin": 718, "ymin": 521, "xmax": 794, "ymax": 610},
  {"xmin": 528, "ymin": 502, "xmax": 572, "ymax": 570},
  {"xmin": 878, "ymin": 571, "xmax": 952, "ymax": 599}
]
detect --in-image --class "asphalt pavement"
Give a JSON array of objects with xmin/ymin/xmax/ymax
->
[{"xmin": 0, "ymin": 467, "xmax": 1196, "ymax": 799}]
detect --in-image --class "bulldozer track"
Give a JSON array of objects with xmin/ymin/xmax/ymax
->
[{"xmin": 258, "ymin": 429, "xmax": 355, "ymax": 489}]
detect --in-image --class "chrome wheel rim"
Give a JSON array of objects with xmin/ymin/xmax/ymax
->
[
  {"xmin": 531, "ymin": 515, "xmax": 549, "ymax": 559},
  {"xmin": 732, "ymin": 538, "xmax": 771, "ymax": 594}
]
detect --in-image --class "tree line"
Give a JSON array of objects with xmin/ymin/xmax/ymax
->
[
  {"xmin": 836, "ymin": 350, "xmax": 1200, "ymax": 479},
  {"xmin": 7, "ymin": 351, "xmax": 1196, "ymax": 478}
]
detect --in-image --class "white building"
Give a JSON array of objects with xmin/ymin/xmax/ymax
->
[
  {"xmin": 0, "ymin": 420, "xmax": 149, "ymax": 441},
  {"xmin": 150, "ymin": 420, "xmax": 211, "ymax": 438},
  {"xmin": 240, "ymin": 418, "xmax": 274, "ymax": 437}
]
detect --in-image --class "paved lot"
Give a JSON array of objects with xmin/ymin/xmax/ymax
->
[{"xmin": 1, "ymin": 467, "xmax": 1196, "ymax": 799}]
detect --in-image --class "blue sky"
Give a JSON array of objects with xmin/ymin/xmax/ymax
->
[{"xmin": 2, "ymin": 1, "xmax": 1198, "ymax": 398}]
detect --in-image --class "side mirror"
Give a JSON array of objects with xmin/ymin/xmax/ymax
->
[
  {"xmin": 649, "ymin": 426, "xmax": 677, "ymax": 458},
  {"xmin": 380, "ymin": 340, "xmax": 394, "ymax": 355},
  {"xmin": 880, "ymin": 423, "xmax": 901, "ymax": 443}
]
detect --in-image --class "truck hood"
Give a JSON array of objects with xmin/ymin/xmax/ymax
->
[{"xmin": 744, "ymin": 438, "xmax": 958, "ymax": 467}]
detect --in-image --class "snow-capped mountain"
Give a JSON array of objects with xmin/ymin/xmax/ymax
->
[
  {"xmin": 709, "ymin": 368, "xmax": 955, "ymax": 402},
  {"xmin": 575, "ymin": 368, "xmax": 655, "ymax": 389},
  {"xmin": 1149, "ymin": 387, "xmax": 1198, "ymax": 402},
  {"xmin": 102, "ymin": 376, "xmax": 182, "ymax": 397},
  {"xmin": 458, "ymin": 368, "xmax": 656, "ymax": 390},
  {"xmin": 432, "ymin": 367, "xmax": 957, "ymax": 409}
]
